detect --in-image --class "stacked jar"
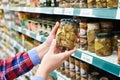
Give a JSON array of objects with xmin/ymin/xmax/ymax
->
[
  {"xmin": 79, "ymin": 20, "xmax": 88, "ymax": 50},
  {"xmin": 87, "ymin": 22, "xmax": 100, "ymax": 53}
]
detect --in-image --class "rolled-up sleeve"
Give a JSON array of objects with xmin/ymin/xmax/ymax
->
[{"xmin": 28, "ymin": 48, "xmax": 41, "ymax": 66}]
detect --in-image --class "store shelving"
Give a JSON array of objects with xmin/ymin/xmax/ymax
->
[
  {"xmin": 72, "ymin": 49, "xmax": 120, "ymax": 77},
  {"xmin": 0, "ymin": 6, "xmax": 118, "ymax": 20},
  {"xmin": 51, "ymin": 70, "xmax": 70, "ymax": 80},
  {"xmin": 1, "ymin": 33, "xmax": 26, "ymax": 52},
  {"xmin": 10, "ymin": 24, "xmax": 120, "ymax": 77},
  {"xmin": 11, "ymin": 26, "xmax": 46, "ymax": 43},
  {"xmin": 0, "ymin": 41, "xmax": 15, "ymax": 57}
]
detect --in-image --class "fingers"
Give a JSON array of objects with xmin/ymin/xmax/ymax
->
[
  {"xmin": 50, "ymin": 22, "xmax": 59, "ymax": 35},
  {"xmin": 59, "ymin": 47, "xmax": 76, "ymax": 60},
  {"xmin": 48, "ymin": 39, "xmax": 56, "ymax": 53}
]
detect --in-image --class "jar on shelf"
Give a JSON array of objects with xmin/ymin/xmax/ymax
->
[
  {"xmin": 107, "ymin": 0, "xmax": 119, "ymax": 8},
  {"xmin": 80, "ymin": 62, "xmax": 90, "ymax": 80},
  {"xmin": 56, "ymin": 18, "xmax": 79, "ymax": 50},
  {"xmin": 75, "ymin": 59, "xmax": 81, "ymax": 80},
  {"xmin": 96, "ymin": 0, "xmax": 107, "ymax": 8},
  {"xmin": 100, "ymin": 21, "xmax": 113, "ymax": 33},
  {"xmin": 117, "ymin": 39, "xmax": 120, "ymax": 65},
  {"xmin": 80, "ymin": 21, "xmax": 87, "ymax": 36},
  {"xmin": 87, "ymin": 0, "xmax": 96, "ymax": 8},
  {"xmin": 79, "ymin": 0, "xmax": 87, "ymax": 8},
  {"xmin": 88, "ymin": 72, "xmax": 100, "ymax": 80},
  {"xmin": 69, "ymin": 56, "xmax": 76, "ymax": 80},
  {"xmin": 80, "ymin": 36, "xmax": 88, "ymax": 50},
  {"xmin": 87, "ymin": 23, "xmax": 100, "ymax": 53},
  {"xmin": 95, "ymin": 33, "xmax": 112, "ymax": 56},
  {"xmin": 64, "ymin": 58, "xmax": 70, "ymax": 77},
  {"xmin": 99, "ymin": 77, "xmax": 109, "ymax": 80}
]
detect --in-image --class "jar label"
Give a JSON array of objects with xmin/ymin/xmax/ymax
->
[
  {"xmin": 64, "ymin": 61, "xmax": 69, "ymax": 67},
  {"xmin": 69, "ymin": 63, "xmax": 75, "ymax": 71},
  {"xmin": 95, "ymin": 42, "xmax": 104, "ymax": 51}
]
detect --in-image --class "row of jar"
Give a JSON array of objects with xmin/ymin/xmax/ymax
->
[
  {"xmin": 0, "ymin": 0, "xmax": 118, "ymax": 8},
  {"xmin": 57, "ymin": 56, "xmax": 118, "ymax": 80}
]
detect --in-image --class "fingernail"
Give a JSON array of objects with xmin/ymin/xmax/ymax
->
[{"xmin": 56, "ymin": 22, "xmax": 59, "ymax": 26}]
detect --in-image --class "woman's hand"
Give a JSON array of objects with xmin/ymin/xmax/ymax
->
[
  {"xmin": 35, "ymin": 39, "xmax": 76, "ymax": 79},
  {"xmin": 35, "ymin": 22, "xmax": 59, "ymax": 59}
]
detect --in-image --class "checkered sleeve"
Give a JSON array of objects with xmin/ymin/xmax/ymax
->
[{"xmin": 0, "ymin": 52, "xmax": 34, "ymax": 80}]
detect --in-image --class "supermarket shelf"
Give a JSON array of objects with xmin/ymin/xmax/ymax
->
[
  {"xmin": 1, "ymin": 33, "xmax": 26, "ymax": 52},
  {"xmin": 11, "ymin": 26, "xmax": 46, "ymax": 43},
  {"xmin": 72, "ymin": 49, "xmax": 120, "ymax": 77},
  {"xmin": 0, "ymin": 42, "xmax": 15, "ymax": 57},
  {"xmin": 0, "ymin": 6, "xmax": 118, "ymax": 20},
  {"xmin": 51, "ymin": 70, "xmax": 70, "ymax": 80},
  {"xmin": 10, "ymin": 26, "xmax": 120, "ymax": 77}
]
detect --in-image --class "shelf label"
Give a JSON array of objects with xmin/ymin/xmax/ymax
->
[
  {"xmin": 54, "ymin": 8, "xmax": 63, "ymax": 14},
  {"xmin": 81, "ymin": 53, "xmax": 93, "ymax": 64},
  {"xmin": 116, "ymin": 8, "xmax": 120, "ymax": 19},
  {"xmin": 57, "ymin": 74, "xmax": 64, "ymax": 80},
  {"xmin": 80, "ymin": 9, "xmax": 93, "ymax": 16},
  {"xmin": 36, "ymin": 35, "xmax": 42, "ymax": 42},
  {"xmin": 64, "ymin": 8, "xmax": 73, "ymax": 15},
  {"xmin": 119, "ymin": 71, "xmax": 120, "ymax": 77},
  {"xmin": 30, "ymin": 32, "xmax": 36, "ymax": 39}
]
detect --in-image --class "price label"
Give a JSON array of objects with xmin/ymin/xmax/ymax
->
[
  {"xmin": 81, "ymin": 53, "xmax": 93, "ymax": 64},
  {"xmin": 64, "ymin": 8, "xmax": 73, "ymax": 15},
  {"xmin": 36, "ymin": 35, "xmax": 42, "ymax": 42},
  {"xmin": 57, "ymin": 74, "xmax": 63, "ymax": 80},
  {"xmin": 116, "ymin": 8, "xmax": 120, "ymax": 19},
  {"xmin": 54, "ymin": 8, "xmax": 63, "ymax": 14},
  {"xmin": 80, "ymin": 9, "xmax": 93, "ymax": 16}
]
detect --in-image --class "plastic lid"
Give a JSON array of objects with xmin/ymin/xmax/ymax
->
[{"xmin": 96, "ymin": 33, "xmax": 111, "ymax": 38}]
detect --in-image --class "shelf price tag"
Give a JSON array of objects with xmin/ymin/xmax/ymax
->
[
  {"xmin": 64, "ymin": 8, "xmax": 73, "ymax": 15},
  {"xmin": 54, "ymin": 8, "xmax": 63, "ymax": 14},
  {"xmin": 80, "ymin": 9, "xmax": 93, "ymax": 17},
  {"xmin": 36, "ymin": 35, "xmax": 42, "ymax": 42},
  {"xmin": 81, "ymin": 53, "xmax": 93, "ymax": 64},
  {"xmin": 57, "ymin": 74, "xmax": 64, "ymax": 80}
]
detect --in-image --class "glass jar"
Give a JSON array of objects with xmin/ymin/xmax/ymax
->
[
  {"xmin": 107, "ymin": 0, "xmax": 118, "ymax": 8},
  {"xmin": 69, "ymin": 56, "xmax": 76, "ymax": 80},
  {"xmin": 87, "ymin": 0, "xmax": 96, "ymax": 8},
  {"xmin": 79, "ymin": 0, "xmax": 87, "ymax": 8},
  {"xmin": 95, "ymin": 33, "xmax": 112, "ymax": 56},
  {"xmin": 96, "ymin": 0, "xmax": 107, "ymax": 8},
  {"xmin": 87, "ymin": 23, "xmax": 100, "ymax": 53},
  {"xmin": 64, "ymin": 58, "xmax": 70, "ymax": 77},
  {"xmin": 75, "ymin": 59, "xmax": 81, "ymax": 80},
  {"xmin": 100, "ymin": 77, "xmax": 109, "ymax": 80},
  {"xmin": 80, "ymin": 62, "xmax": 90, "ymax": 80},
  {"xmin": 80, "ymin": 36, "xmax": 88, "ymax": 50},
  {"xmin": 100, "ymin": 21, "xmax": 113, "ymax": 33},
  {"xmin": 117, "ymin": 39, "xmax": 120, "ymax": 65},
  {"xmin": 88, "ymin": 72, "xmax": 100, "ymax": 80},
  {"xmin": 56, "ymin": 18, "xmax": 79, "ymax": 50}
]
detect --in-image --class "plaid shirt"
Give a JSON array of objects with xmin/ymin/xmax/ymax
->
[{"xmin": 0, "ymin": 48, "xmax": 42, "ymax": 80}]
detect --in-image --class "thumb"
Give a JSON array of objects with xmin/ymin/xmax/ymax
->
[{"xmin": 48, "ymin": 39, "xmax": 56, "ymax": 53}]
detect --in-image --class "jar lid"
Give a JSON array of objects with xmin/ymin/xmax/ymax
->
[
  {"xmin": 60, "ymin": 18, "xmax": 79, "ymax": 26},
  {"xmin": 96, "ymin": 33, "xmax": 111, "ymax": 38},
  {"xmin": 100, "ymin": 77, "xmax": 109, "ymax": 80}
]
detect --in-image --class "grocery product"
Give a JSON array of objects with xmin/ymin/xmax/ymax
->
[
  {"xmin": 69, "ymin": 57, "xmax": 76, "ymax": 80},
  {"xmin": 96, "ymin": 0, "xmax": 107, "ymax": 8},
  {"xmin": 107, "ymin": 0, "xmax": 118, "ymax": 8},
  {"xmin": 80, "ymin": 62, "xmax": 90, "ymax": 80},
  {"xmin": 79, "ymin": 0, "xmax": 87, "ymax": 8},
  {"xmin": 99, "ymin": 77, "xmax": 109, "ymax": 80},
  {"xmin": 64, "ymin": 58, "xmax": 70, "ymax": 77},
  {"xmin": 87, "ymin": 0, "xmax": 96, "ymax": 8},
  {"xmin": 95, "ymin": 33, "xmax": 112, "ymax": 56},
  {"xmin": 118, "ymin": 39, "xmax": 120, "ymax": 65},
  {"xmin": 75, "ymin": 59, "xmax": 81, "ymax": 80},
  {"xmin": 56, "ymin": 18, "xmax": 79, "ymax": 50},
  {"xmin": 88, "ymin": 72, "xmax": 100, "ymax": 80},
  {"xmin": 80, "ymin": 36, "xmax": 88, "ymax": 50},
  {"xmin": 87, "ymin": 23, "xmax": 100, "ymax": 53}
]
